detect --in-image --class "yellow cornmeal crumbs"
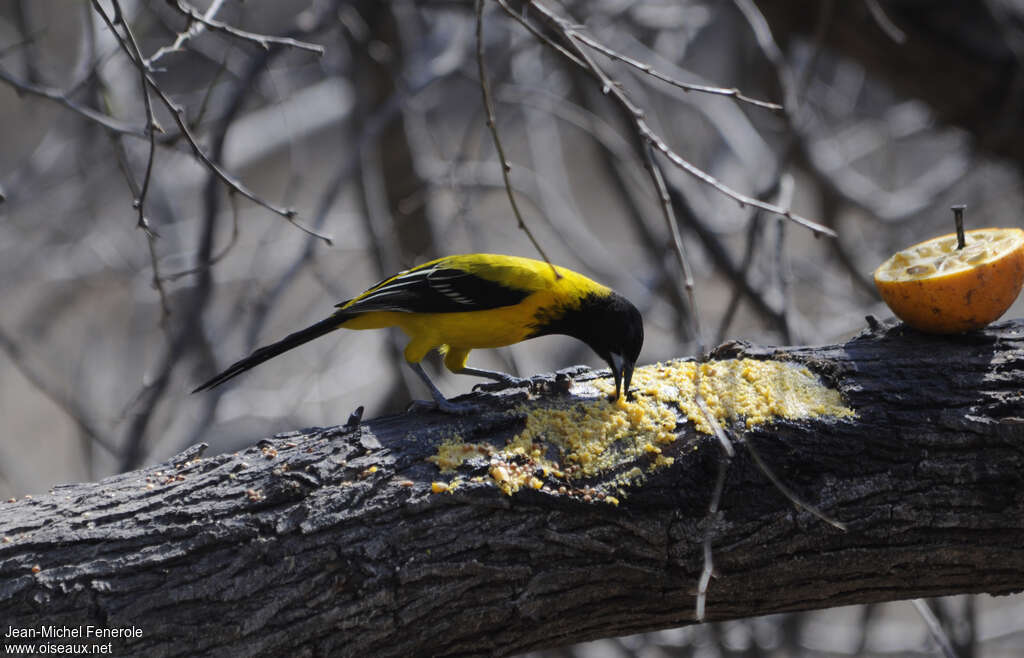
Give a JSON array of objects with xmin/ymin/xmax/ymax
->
[
  {"xmin": 426, "ymin": 436, "xmax": 491, "ymax": 472},
  {"xmin": 513, "ymin": 400, "xmax": 674, "ymax": 479},
  {"xmin": 592, "ymin": 359, "xmax": 855, "ymax": 434},
  {"xmin": 427, "ymin": 359, "xmax": 854, "ymax": 501}
]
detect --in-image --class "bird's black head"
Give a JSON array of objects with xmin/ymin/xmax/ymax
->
[
  {"xmin": 589, "ymin": 292, "xmax": 643, "ymax": 400},
  {"xmin": 532, "ymin": 291, "xmax": 644, "ymax": 400}
]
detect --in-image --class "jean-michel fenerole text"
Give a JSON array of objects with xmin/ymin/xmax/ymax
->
[{"xmin": 4, "ymin": 625, "xmax": 143, "ymax": 640}]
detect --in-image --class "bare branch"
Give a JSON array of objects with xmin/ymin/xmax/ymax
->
[
  {"xmin": 105, "ymin": 113, "xmax": 173, "ymax": 324},
  {"xmin": 571, "ymin": 30, "xmax": 783, "ymax": 111},
  {"xmin": 157, "ymin": 0, "xmax": 325, "ymax": 63},
  {"xmin": 498, "ymin": 0, "xmax": 837, "ymax": 238},
  {"xmin": 155, "ymin": 79, "xmax": 332, "ymax": 242},
  {"xmin": 640, "ymin": 144, "xmax": 702, "ymax": 347},
  {"xmin": 476, "ymin": 0, "xmax": 558, "ymax": 276},
  {"xmin": 865, "ymin": 0, "xmax": 907, "ymax": 44},
  {"xmin": 697, "ymin": 455, "xmax": 728, "ymax": 621},
  {"xmin": 88, "ymin": 1, "xmax": 333, "ymax": 245},
  {"xmin": 0, "ymin": 66, "xmax": 145, "ymax": 137},
  {"xmin": 97, "ymin": 0, "xmax": 159, "ymax": 237},
  {"xmin": 146, "ymin": 0, "xmax": 228, "ymax": 66},
  {"xmin": 911, "ymin": 599, "xmax": 959, "ymax": 658}
]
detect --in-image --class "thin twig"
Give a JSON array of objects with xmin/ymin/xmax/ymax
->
[
  {"xmin": 552, "ymin": 76, "xmax": 692, "ymax": 332},
  {"xmin": 105, "ymin": 98, "xmax": 173, "ymax": 323},
  {"xmin": 666, "ymin": 171, "xmax": 789, "ymax": 336},
  {"xmin": 571, "ymin": 30, "xmax": 783, "ymax": 111},
  {"xmin": 0, "ymin": 66, "xmax": 145, "ymax": 137},
  {"xmin": 90, "ymin": 1, "xmax": 332, "ymax": 244},
  {"xmin": 742, "ymin": 435, "xmax": 847, "ymax": 531},
  {"xmin": 641, "ymin": 145, "xmax": 737, "ymax": 454},
  {"xmin": 695, "ymin": 394, "xmax": 734, "ymax": 460},
  {"xmin": 159, "ymin": 0, "xmax": 325, "ymax": 62},
  {"xmin": 911, "ymin": 599, "xmax": 960, "ymax": 658},
  {"xmin": 865, "ymin": 0, "xmax": 907, "ymax": 44},
  {"xmin": 499, "ymin": 0, "xmax": 837, "ymax": 238},
  {"xmin": 475, "ymin": 0, "xmax": 558, "ymax": 276},
  {"xmin": 99, "ymin": 0, "xmax": 160, "ymax": 236},
  {"xmin": 641, "ymin": 145, "xmax": 702, "ymax": 348},
  {"xmin": 155, "ymin": 83, "xmax": 331, "ymax": 241},
  {"xmin": 495, "ymin": 0, "xmax": 587, "ymax": 70},
  {"xmin": 696, "ymin": 455, "xmax": 729, "ymax": 621},
  {"xmin": 772, "ymin": 176, "xmax": 795, "ymax": 343},
  {"xmin": 147, "ymin": 0, "xmax": 228, "ymax": 66}
]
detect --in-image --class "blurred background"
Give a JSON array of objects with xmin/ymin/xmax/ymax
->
[{"xmin": 1, "ymin": 0, "xmax": 1022, "ymax": 655}]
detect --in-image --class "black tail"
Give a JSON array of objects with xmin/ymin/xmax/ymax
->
[{"xmin": 192, "ymin": 313, "xmax": 349, "ymax": 393}]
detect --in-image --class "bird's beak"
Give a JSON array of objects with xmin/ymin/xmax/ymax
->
[
  {"xmin": 623, "ymin": 358, "xmax": 635, "ymax": 400},
  {"xmin": 609, "ymin": 353, "xmax": 636, "ymax": 401}
]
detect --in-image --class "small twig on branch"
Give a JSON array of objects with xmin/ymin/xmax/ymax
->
[
  {"xmin": 89, "ymin": 1, "xmax": 332, "ymax": 245},
  {"xmin": 158, "ymin": 0, "xmax": 325, "ymax": 63},
  {"xmin": 911, "ymin": 599, "xmax": 959, "ymax": 658},
  {"xmin": 475, "ymin": 0, "xmax": 558, "ymax": 276},
  {"xmin": 742, "ymin": 435, "xmax": 846, "ymax": 531},
  {"xmin": 147, "ymin": 0, "xmax": 228, "ymax": 66},
  {"xmin": 103, "ymin": 91, "xmax": 173, "ymax": 323},
  {"xmin": 640, "ymin": 143, "xmax": 736, "ymax": 461},
  {"xmin": 865, "ymin": 0, "xmax": 907, "ymax": 44},
  {"xmin": 697, "ymin": 455, "xmax": 729, "ymax": 621},
  {"xmin": 98, "ymin": 0, "xmax": 160, "ymax": 237},
  {"xmin": 149, "ymin": 63, "xmax": 331, "ymax": 243},
  {"xmin": 571, "ymin": 30, "xmax": 783, "ymax": 111},
  {"xmin": 0, "ymin": 66, "xmax": 145, "ymax": 137},
  {"xmin": 640, "ymin": 144, "xmax": 703, "ymax": 347},
  {"xmin": 497, "ymin": 0, "xmax": 837, "ymax": 239}
]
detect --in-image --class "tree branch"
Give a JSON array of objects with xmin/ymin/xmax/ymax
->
[
  {"xmin": 2, "ymin": 319, "xmax": 1024, "ymax": 654},
  {"xmin": 0, "ymin": 66, "xmax": 146, "ymax": 137}
]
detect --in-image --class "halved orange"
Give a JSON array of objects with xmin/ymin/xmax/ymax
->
[{"xmin": 873, "ymin": 228, "xmax": 1024, "ymax": 333}]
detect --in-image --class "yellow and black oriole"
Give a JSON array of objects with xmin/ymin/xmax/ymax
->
[{"xmin": 193, "ymin": 253, "xmax": 643, "ymax": 413}]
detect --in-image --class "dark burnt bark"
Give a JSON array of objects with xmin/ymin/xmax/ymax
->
[{"xmin": 1, "ymin": 319, "xmax": 1023, "ymax": 656}]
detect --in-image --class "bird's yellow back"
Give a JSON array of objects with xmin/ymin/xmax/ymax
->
[
  {"xmin": 339, "ymin": 254, "xmax": 612, "ymax": 361},
  {"xmin": 342, "ymin": 253, "xmax": 608, "ymax": 310}
]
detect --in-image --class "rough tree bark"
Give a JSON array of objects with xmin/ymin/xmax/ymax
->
[{"xmin": 2, "ymin": 319, "xmax": 1023, "ymax": 656}]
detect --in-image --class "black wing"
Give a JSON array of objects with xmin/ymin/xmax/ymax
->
[{"xmin": 337, "ymin": 263, "xmax": 532, "ymax": 314}]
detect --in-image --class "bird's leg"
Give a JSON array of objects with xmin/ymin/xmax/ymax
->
[
  {"xmin": 406, "ymin": 362, "xmax": 476, "ymax": 414},
  {"xmin": 441, "ymin": 347, "xmax": 531, "ymax": 391},
  {"xmin": 458, "ymin": 366, "xmax": 532, "ymax": 391}
]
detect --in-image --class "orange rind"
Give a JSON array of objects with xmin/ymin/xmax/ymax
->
[{"xmin": 873, "ymin": 228, "xmax": 1024, "ymax": 333}]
